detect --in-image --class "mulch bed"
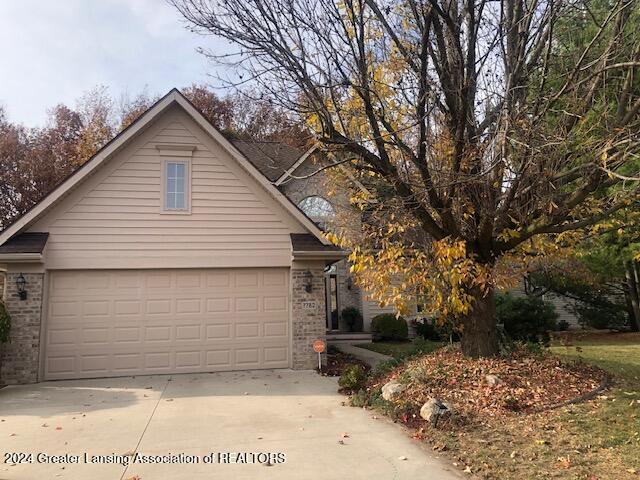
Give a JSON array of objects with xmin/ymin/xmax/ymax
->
[
  {"xmin": 368, "ymin": 345, "xmax": 607, "ymax": 419},
  {"xmin": 320, "ymin": 350, "xmax": 370, "ymax": 377}
]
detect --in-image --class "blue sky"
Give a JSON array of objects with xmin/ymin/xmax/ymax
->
[{"xmin": 0, "ymin": 0, "xmax": 228, "ymax": 127}]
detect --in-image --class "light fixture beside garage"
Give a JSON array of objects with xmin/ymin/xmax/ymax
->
[
  {"xmin": 16, "ymin": 273, "xmax": 27, "ymax": 300},
  {"xmin": 303, "ymin": 270, "xmax": 313, "ymax": 293}
]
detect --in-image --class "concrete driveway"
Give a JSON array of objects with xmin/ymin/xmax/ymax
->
[{"xmin": 0, "ymin": 370, "xmax": 461, "ymax": 480}]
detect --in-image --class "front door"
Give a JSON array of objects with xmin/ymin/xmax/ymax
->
[{"xmin": 325, "ymin": 266, "xmax": 339, "ymax": 330}]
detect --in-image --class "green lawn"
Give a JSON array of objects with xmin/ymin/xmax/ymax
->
[
  {"xmin": 354, "ymin": 339, "xmax": 442, "ymax": 360},
  {"xmin": 550, "ymin": 331, "xmax": 640, "ymax": 382},
  {"xmin": 546, "ymin": 332, "xmax": 640, "ymax": 478}
]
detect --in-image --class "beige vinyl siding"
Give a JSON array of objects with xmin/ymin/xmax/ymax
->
[{"xmin": 29, "ymin": 106, "xmax": 305, "ymax": 270}]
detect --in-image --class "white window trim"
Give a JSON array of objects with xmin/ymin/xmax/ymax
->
[{"xmin": 160, "ymin": 157, "xmax": 192, "ymax": 214}]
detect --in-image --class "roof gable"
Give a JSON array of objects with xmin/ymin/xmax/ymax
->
[{"xmin": 0, "ymin": 89, "xmax": 330, "ymax": 248}]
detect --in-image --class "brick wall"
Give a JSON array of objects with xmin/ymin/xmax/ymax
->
[
  {"xmin": 281, "ymin": 157, "xmax": 366, "ymax": 331},
  {"xmin": 291, "ymin": 264, "xmax": 327, "ymax": 369},
  {"xmin": 0, "ymin": 272, "xmax": 44, "ymax": 384}
]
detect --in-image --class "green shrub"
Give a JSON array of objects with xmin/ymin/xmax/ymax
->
[
  {"xmin": 495, "ymin": 293, "xmax": 558, "ymax": 344},
  {"xmin": 371, "ymin": 313, "xmax": 408, "ymax": 341},
  {"xmin": 572, "ymin": 302, "xmax": 628, "ymax": 330},
  {"xmin": 413, "ymin": 317, "xmax": 460, "ymax": 343},
  {"xmin": 0, "ymin": 301, "xmax": 10, "ymax": 344},
  {"xmin": 338, "ymin": 364, "xmax": 367, "ymax": 391},
  {"xmin": 413, "ymin": 318, "xmax": 441, "ymax": 341},
  {"xmin": 373, "ymin": 358, "xmax": 401, "ymax": 376},
  {"xmin": 349, "ymin": 389, "xmax": 369, "ymax": 407},
  {"xmin": 556, "ymin": 319, "xmax": 571, "ymax": 331},
  {"xmin": 341, "ymin": 307, "xmax": 363, "ymax": 332}
]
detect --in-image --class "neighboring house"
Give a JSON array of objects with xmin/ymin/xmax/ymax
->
[{"xmin": 0, "ymin": 89, "xmax": 346, "ymax": 384}]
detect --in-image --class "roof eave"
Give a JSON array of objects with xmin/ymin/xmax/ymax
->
[
  {"xmin": 0, "ymin": 253, "xmax": 43, "ymax": 263},
  {"xmin": 292, "ymin": 250, "xmax": 348, "ymax": 261}
]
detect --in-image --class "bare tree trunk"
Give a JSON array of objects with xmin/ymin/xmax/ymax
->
[
  {"xmin": 625, "ymin": 261, "xmax": 640, "ymax": 331},
  {"xmin": 460, "ymin": 286, "xmax": 500, "ymax": 357}
]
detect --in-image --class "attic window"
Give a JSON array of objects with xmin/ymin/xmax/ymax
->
[
  {"xmin": 163, "ymin": 159, "xmax": 191, "ymax": 213},
  {"xmin": 298, "ymin": 196, "xmax": 335, "ymax": 229}
]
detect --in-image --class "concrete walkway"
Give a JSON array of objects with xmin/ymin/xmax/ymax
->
[
  {"xmin": 336, "ymin": 343, "xmax": 394, "ymax": 368},
  {"xmin": 0, "ymin": 370, "xmax": 461, "ymax": 480}
]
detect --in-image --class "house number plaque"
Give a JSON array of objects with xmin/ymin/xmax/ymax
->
[{"xmin": 301, "ymin": 301, "xmax": 317, "ymax": 310}]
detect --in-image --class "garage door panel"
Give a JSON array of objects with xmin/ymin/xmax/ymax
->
[
  {"xmin": 235, "ymin": 348, "xmax": 259, "ymax": 366},
  {"xmin": 82, "ymin": 328, "xmax": 110, "ymax": 344},
  {"xmin": 206, "ymin": 297, "xmax": 231, "ymax": 313},
  {"xmin": 264, "ymin": 346, "xmax": 288, "ymax": 364},
  {"xmin": 45, "ymin": 268, "xmax": 290, "ymax": 380},
  {"xmin": 48, "ymin": 328, "xmax": 77, "ymax": 346},
  {"xmin": 206, "ymin": 349, "xmax": 231, "ymax": 367},
  {"xmin": 113, "ymin": 353, "xmax": 142, "ymax": 371},
  {"xmin": 146, "ymin": 299, "xmax": 172, "ymax": 315},
  {"xmin": 206, "ymin": 324, "xmax": 231, "ymax": 339},
  {"xmin": 206, "ymin": 272, "xmax": 231, "ymax": 287}
]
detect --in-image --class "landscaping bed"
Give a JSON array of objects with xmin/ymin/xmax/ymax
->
[
  {"xmin": 320, "ymin": 347, "xmax": 370, "ymax": 377},
  {"xmin": 345, "ymin": 336, "xmax": 640, "ymax": 479}
]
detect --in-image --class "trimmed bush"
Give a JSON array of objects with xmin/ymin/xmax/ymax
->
[
  {"xmin": 413, "ymin": 317, "xmax": 460, "ymax": 342},
  {"xmin": 341, "ymin": 307, "xmax": 363, "ymax": 332},
  {"xmin": 338, "ymin": 364, "xmax": 367, "ymax": 392},
  {"xmin": 495, "ymin": 292, "xmax": 558, "ymax": 344},
  {"xmin": 371, "ymin": 313, "xmax": 408, "ymax": 341},
  {"xmin": 556, "ymin": 319, "xmax": 570, "ymax": 331},
  {"xmin": 413, "ymin": 318, "xmax": 441, "ymax": 341}
]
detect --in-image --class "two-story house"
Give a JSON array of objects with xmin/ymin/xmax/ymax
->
[{"xmin": 0, "ymin": 89, "xmax": 388, "ymax": 385}]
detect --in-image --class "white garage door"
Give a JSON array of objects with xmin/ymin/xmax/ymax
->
[{"xmin": 44, "ymin": 268, "xmax": 290, "ymax": 380}]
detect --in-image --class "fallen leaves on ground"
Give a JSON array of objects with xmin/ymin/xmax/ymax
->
[
  {"xmin": 353, "ymin": 343, "xmax": 636, "ymax": 480},
  {"xmin": 372, "ymin": 346, "xmax": 604, "ymax": 418},
  {"xmin": 321, "ymin": 351, "xmax": 370, "ymax": 377}
]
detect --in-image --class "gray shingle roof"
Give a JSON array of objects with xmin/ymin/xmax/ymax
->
[
  {"xmin": 0, "ymin": 232, "xmax": 49, "ymax": 254},
  {"xmin": 290, "ymin": 233, "xmax": 343, "ymax": 253},
  {"xmin": 229, "ymin": 139, "xmax": 303, "ymax": 182}
]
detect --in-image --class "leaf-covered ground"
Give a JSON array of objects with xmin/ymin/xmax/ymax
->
[
  {"xmin": 351, "ymin": 334, "xmax": 640, "ymax": 479},
  {"xmin": 377, "ymin": 347, "xmax": 605, "ymax": 416},
  {"xmin": 321, "ymin": 348, "xmax": 370, "ymax": 377}
]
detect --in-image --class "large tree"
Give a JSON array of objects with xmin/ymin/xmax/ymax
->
[{"xmin": 172, "ymin": 0, "xmax": 640, "ymax": 356}]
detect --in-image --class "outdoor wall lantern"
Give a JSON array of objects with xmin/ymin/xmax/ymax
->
[
  {"xmin": 16, "ymin": 273, "xmax": 27, "ymax": 300},
  {"xmin": 303, "ymin": 270, "xmax": 313, "ymax": 293},
  {"xmin": 347, "ymin": 276, "xmax": 353, "ymax": 290}
]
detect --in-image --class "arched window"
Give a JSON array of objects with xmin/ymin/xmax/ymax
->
[{"xmin": 298, "ymin": 196, "xmax": 335, "ymax": 228}]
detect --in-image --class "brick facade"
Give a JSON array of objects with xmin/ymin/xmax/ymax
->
[
  {"xmin": 291, "ymin": 264, "xmax": 327, "ymax": 369},
  {"xmin": 281, "ymin": 155, "xmax": 367, "ymax": 331},
  {"xmin": 0, "ymin": 272, "xmax": 44, "ymax": 384}
]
